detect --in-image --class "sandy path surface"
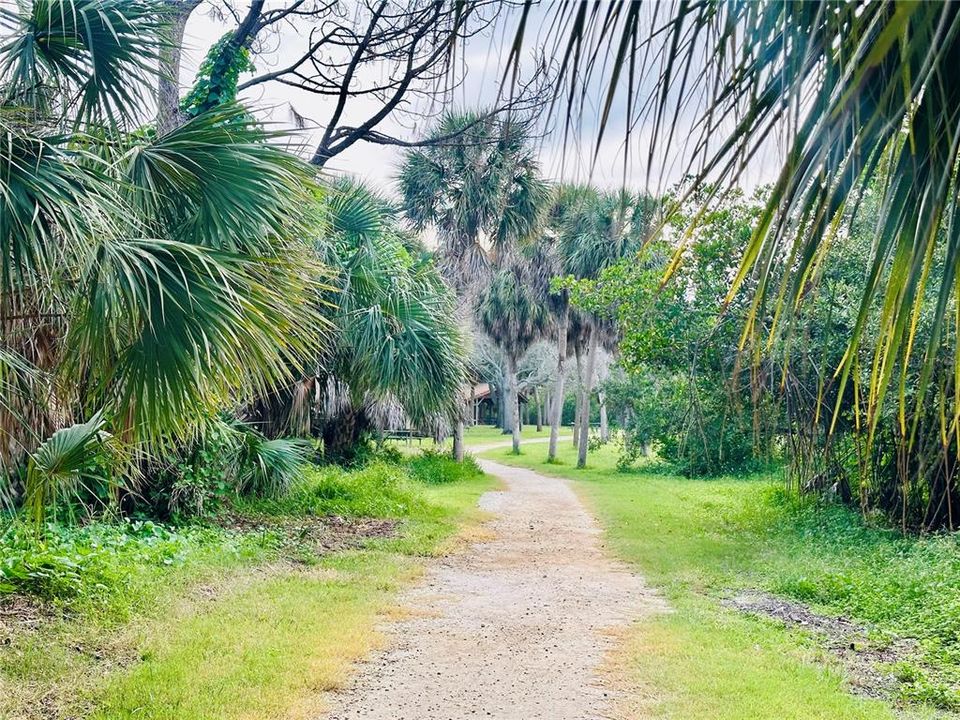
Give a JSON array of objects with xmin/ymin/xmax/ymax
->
[{"xmin": 321, "ymin": 458, "xmax": 665, "ymax": 720}]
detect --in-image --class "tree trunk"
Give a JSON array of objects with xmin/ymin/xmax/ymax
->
[
  {"xmin": 502, "ymin": 367, "xmax": 514, "ymax": 434},
  {"xmin": 535, "ymin": 388, "xmax": 543, "ymax": 432},
  {"xmin": 548, "ymin": 306, "xmax": 569, "ymax": 461},
  {"xmin": 599, "ymin": 389, "xmax": 609, "ymax": 443},
  {"xmin": 573, "ymin": 341, "xmax": 583, "ymax": 448},
  {"xmin": 507, "ymin": 356, "xmax": 521, "ymax": 454},
  {"xmin": 322, "ymin": 409, "xmax": 363, "ymax": 464},
  {"xmin": 452, "ymin": 418, "xmax": 465, "ymax": 462},
  {"xmin": 577, "ymin": 324, "xmax": 599, "ymax": 468},
  {"xmin": 156, "ymin": 1, "xmax": 200, "ymax": 135},
  {"xmin": 499, "ymin": 378, "xmax": 509, "ymax": 433}
]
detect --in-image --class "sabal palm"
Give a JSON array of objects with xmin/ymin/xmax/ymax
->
[
  {"xmin": 399, "ymin": 111, "xmax": 548, "ymax": 458},
  {"xmin": 477, "ymin": 261, "xmax": 552, "ymax": 453},
  {"xmin": 0, "ymin": 1, "xmax": 324, "ymax": 493},
  {"xmin": 312, "ymin": 181, "xmax": 467, "ymax": 460},
  {"xmin": 398, "ymin": 111, "xmax": 549, "ymax": 289}
]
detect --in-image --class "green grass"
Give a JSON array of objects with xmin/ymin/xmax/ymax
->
[
  {"xmin": 461, "ymin": 424, "xmax": 554, "ymax": 446},
  {"xmin": 88, "ymin": 459, "xmax": 492, "ymax": 720},
  {"xmin": 1, "ymin": 457, "xmax": 493, "ymax": 720},
  {"xmin": 482, "ymin": 441, "xmax": 949, "ymax": 719}
]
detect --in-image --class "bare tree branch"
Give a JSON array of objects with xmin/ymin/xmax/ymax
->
[{"xmin": 191, "ymin": 2, "xmax": 543, "ymax": 166}]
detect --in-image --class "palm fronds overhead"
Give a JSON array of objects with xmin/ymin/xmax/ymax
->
[{"xmin": 0, "ymin": 0, "xmax": 161, "ymax": 124}]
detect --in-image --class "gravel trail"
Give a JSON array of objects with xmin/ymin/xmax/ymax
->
[{"xmin": 322, "ymin": 458, "xmax": 664, "ymax": 720}]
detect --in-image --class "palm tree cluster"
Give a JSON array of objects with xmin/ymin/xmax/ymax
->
[
  {"xmin": 400, "ymin": 117, "xmax": 654, "ymax": 465},
  {"xmin": 0, "ymin": 1, "xmax": 468, "ymax": 523}
]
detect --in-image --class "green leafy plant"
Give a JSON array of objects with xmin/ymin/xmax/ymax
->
[
  {"xmin": 179, "ymin": 33, "xmax": 255, "ymax": 118},
  {"xmin": 408, "ymin": 450, "xmax": 483, "ymax": 485},
  {"xmin": 24, "ymin": 412, "xmax": 119, "ymax": 526}
]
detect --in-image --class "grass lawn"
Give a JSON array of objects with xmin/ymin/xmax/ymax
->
[
  {"xmin": 461, "ymin": 423, "xmax": 557, "ymax": 446},
  {"xmin": 481, "ymin": 441, "xmax": 953, "ymax": 719},
  {"xmin": 1, "ymin": 457, "xmax": 494, "ymax": 720},
  {"xmin": 383, "ymin": 423, "xmax": 564, "ymax": 456}
]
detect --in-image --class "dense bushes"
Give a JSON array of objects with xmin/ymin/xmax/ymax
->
[{"xmin": 576, "ymin": 189, "xmax": 766, "ymax": 477}]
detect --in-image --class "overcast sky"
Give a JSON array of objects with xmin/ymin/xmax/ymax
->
[{"xmin": 181, "ymin": 2, "xmax": 783, "ymax": 198}]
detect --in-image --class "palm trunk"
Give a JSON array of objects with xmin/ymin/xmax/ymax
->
[
  {"xmin": 323, "ymin": 408, "xmax": 363, "ymax": 465},
  {"xmin": 453, "ymin": 418, "xmax": 465, "ymax": 462},
  {"xmin": 548, "ymin": 305, "xmax": 568, "ymax": 461},
  {"xmin": 156, "ymin": 1, "xmax": 200, "ymax": 135},
  {"xmin": 577, "ymin": 324, "xmax": 599, "ymax": 468},
  {"xmin": 507, "ymin": 355, "xmax": 521, "ymax": 453},
  {"xmin": 573, "ymin": 341, "xmax": 583, "ymax": 448},
  {"xmin": 500, "ymin": 376, "xmax": 510, "ymax": 433},
  {"xmin": 599, "ymin": 389, "xmax": 609, "ymax": 443},
  {"xmin": 535, "ymin": 388, "xmax": 543, "ymax": 432}
]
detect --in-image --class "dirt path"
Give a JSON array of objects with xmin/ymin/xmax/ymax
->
[{"xmin": 322, "ymin": 458, "xmax": 665, "ymax": 719}]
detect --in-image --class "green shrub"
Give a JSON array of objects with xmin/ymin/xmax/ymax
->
[
  {"xmin": 0, "ymin": 520, "xmax": 259, "ymax": 612},
  {"xmin": 246, "ymin": 463, "xmax": 423, "ymax": 518},
  {"xmin": 373, "ymin": 444, "xmax": 405, "ymax": 465},
  {"xmin": 408, "ymin": 451, "xmax": 483, "ymax": 485}
]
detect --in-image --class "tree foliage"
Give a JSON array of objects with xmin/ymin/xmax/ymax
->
[
  {"xmin": 0, "ymin": 0, "xmax": 325, "ymax": 517},
  {"xmin": 399, "ymin": 111, "xmax": 548, "ymax": 288}
]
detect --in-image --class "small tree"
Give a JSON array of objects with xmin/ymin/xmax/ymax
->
[{"xmin": 477, "ymin": 262, "xmax": 552, "ymax": 454}]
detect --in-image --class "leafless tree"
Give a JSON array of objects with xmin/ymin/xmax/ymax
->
[{"xmin": 158, "ymin": 1, "xmax": 545, "ymax": 166}]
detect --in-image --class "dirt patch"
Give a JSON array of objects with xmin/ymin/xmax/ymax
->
[
  {"xmin": 224, "ymin": 514, "xmax": 398, "ymax": 559},
  {"xmin": 724, "ymin": 591, "xmax": 916, "ymax": 700},
  {"xmin": 0, "ymin": 594, "xmax": 52, "ymax": 635}
]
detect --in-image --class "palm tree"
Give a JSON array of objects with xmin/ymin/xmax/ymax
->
[
  {"xmin": 0, "ymin": 1, "xmax": 324, "ymax": 507},
  {"xmin": 477, "ymin": 261, "xmax": 552, "ymax": 454},
  {"xmin": 399, "ymin": 111, "xmax": 548, "ymax": 459},
  {"xmin": 557, "ymin": 189, "xmax": 650, "ymax": 467},
  {"xmin": 399, "ymin": 111, "xmax": 549, "ymax": 290},
  {"xmin": 310, "ymin": 182, "xmax": 467, "ymax": 462}
]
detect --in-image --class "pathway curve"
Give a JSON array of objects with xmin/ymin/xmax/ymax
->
[{"xmin": 322, "ymin": 458, "xmax": 665, "ymax": 719}]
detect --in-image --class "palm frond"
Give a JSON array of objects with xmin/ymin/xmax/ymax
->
[
  {"xmin": 66, "ymin": 237, "xmax": 326, "ymax": 447},
  {"xmin": 119, "ymin": 104, "xmax": 319, "ymax": 254},
  {"xmin": 0, "ymin": 0, "xmax": 162, "ymax": 125},
  {"xmin": 24, "ymin": 410, "xmax": 111, "ymax": 526},
  {"xmin": 234, "ymin": 425, "xmax": 310, "ymax": 498}
]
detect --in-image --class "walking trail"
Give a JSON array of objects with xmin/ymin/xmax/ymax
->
[{"xmin": 322, "ymin": 450, "xmax": 665, "ymax": 719}]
